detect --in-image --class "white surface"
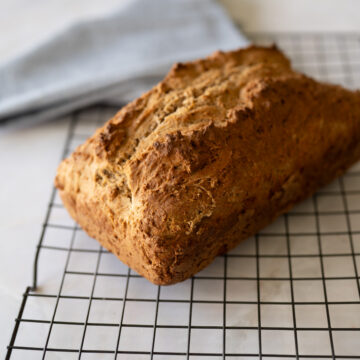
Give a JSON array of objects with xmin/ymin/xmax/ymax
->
[
  {"xmin": 222, "ymin": 0, "xmax": 360, "ymax": 32},
  {"xmin": 0, "ymin": 118, "xmax": 69, "ymax": 354},
  {"xmin": 1, "ymin": 0, "xmax": 360, "ymax": 355}
]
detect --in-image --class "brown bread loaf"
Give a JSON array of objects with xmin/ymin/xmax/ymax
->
[{"xmin": 55, "ymin": 46, "xmax": 360, "ymax": 285}]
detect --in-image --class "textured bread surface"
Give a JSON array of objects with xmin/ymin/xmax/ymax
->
[{"xmin": 55, "ymin": 46, "xmax": 360, "ymax": 285}]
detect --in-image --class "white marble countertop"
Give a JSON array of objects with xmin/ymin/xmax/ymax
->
[{"xmin": 1, "ymin": 0, "xmax": 360, "ymax": 353}]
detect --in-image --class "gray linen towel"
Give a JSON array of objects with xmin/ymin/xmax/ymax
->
[{"xmin": 0, "ymin": 0, "xmax": 249, "ymax": 126}]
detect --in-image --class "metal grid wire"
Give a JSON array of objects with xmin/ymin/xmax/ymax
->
[{"xmin": 6, "ymin": 33, "xmax": 360, "ymax": 359}]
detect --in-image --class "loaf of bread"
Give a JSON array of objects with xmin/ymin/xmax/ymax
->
[{"xmin": 55, "ymin": 46, "xmax": 360, "ymax": 285}]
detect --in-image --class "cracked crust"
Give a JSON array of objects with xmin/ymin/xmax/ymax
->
[{"xmin": 55, "ymin": 45, "xmax": 360, "ymax": 285}]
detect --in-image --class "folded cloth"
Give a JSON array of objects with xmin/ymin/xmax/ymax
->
[{"xmin": 0, "ymin": 0, "xmax": 249, "ymax": 126}]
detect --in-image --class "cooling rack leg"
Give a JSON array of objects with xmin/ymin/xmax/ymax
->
[{"xmin": 5, "ymin": 287, "xmax": 31, "ymax": 360}]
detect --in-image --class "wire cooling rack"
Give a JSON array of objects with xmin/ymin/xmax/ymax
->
[{"xmin": 6, "ymin": 33, "xmax": 360, "ymax": 360}]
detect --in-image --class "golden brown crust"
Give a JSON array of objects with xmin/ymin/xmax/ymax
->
[{"xmin": 55, "ymin": 45, "xmax": 360, "ymax": 285}]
